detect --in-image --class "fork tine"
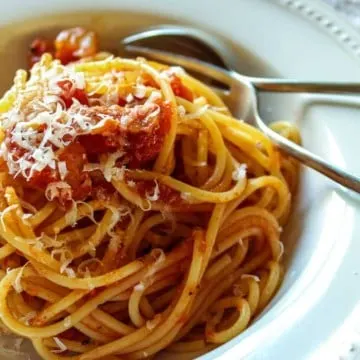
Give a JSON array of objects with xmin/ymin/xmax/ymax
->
[{"xmin": 123, "ymin": 45, "xmax": 233, "ymax": 87}]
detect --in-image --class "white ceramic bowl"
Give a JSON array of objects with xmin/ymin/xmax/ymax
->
[{"xmin": 1, "ymin": 1, "xmax": 360, "ymax": 359}]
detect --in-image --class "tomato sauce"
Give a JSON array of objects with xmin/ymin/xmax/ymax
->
[
  {"xmin": 28, "ymin": 27, "xmax": 98, "ymax": 67},
  {"xmin": 58, "ymin": 141, "xmax": 92, "ymax": 201},
  {"xmin": 131, "ymin": 179, "xmax": 183, "ymax": 205},
  {"xmin": 55, "ymin": 27, "xmax": 98, "ymax": 65},
  {"xmin": 28, "ymin": 38, "xmax": 54, "ymax": 67},
  {"xmin": 57, "ymin": 80, "xmax": 89, "ymax": 108},
  {"xmin": 168, "ymin": 74, "xmax": 193, "ymax": 102},
  {"xmin": 17, "ymin": 28, "xmax": 187, "ymax": 205}
]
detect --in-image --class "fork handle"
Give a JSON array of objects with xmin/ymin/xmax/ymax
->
[
  {"xmin": 251, "ymin": 78, "xmax": 360, "ymax": 94},
  {"xmin": 255, "ymin": 117, "xmax": 360, "ymax": 194}
]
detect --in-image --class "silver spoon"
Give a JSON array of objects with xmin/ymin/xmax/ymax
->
[{"xmin": 121, "ymin": 25, "xmax": 360, "ymax": 194}]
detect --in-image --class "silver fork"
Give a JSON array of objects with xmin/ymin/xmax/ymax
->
[{"xmin": 121, "ymin": 25, "xmax": 360, "ymax": 194}]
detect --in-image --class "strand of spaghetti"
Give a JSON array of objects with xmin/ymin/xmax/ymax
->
[
  {"xmin": 32, "ymin": 289, "xmax": 90, "ymax": 326},
  {"xmin": 227, "ymin": 142, "xmax": 266, "ymax": 177},
  {"xmin": 180, "ymin": 73, "xmax": 228, "ymax": 109},
  {"xmin": 218, "ymin": 125, "xmax": 271, "ymax": 170},
  {"xmin": 71, "ymin": 209, "xmax": 116, "ymax": 259},
  {"xmin": 0, "ymin": 69, "xmax": 27, "ymax": 112},
  {"xmin": 219, "ymin": 207, "xmax": 281, "ymax": 259},
  {"xmin": 197, "ymin": 129, "xmax": 208, "ymax": 185},
  {"xmin": 182, "ymin": 135, "xmax": 197, "ymax": 181},
  {"xmin": 127, "ymin": 324, "xmax": 184, "ymax": 359},
  {"xmin": 91, "ymin": 308, "xmax": 135, "ymax": 335},
  {"xmin": 179, "ymin": 99, "xmax": 227, "ymax": 189},
  {"xmin": 78, "ymin": 230, "xmax": 203, "ymax": 359},
  {"xmin": 206, "ymin": 108, "xmax": 273, "ymax": 155},
  {"xmin": 244, "ymin": 277, "xmax": 261, "ymax": 315},
  {"xmin": 205, "ymin": 297, "xmax": 251, "ymax": 343},
  {"xmin": 140, "ymin": 296, "xmax": 155, "ymax": 319},
  {"xmin": 122, "ymin": 231, "xmax": 204, "ymax": 354},
  {"xmin": 257, "ymin": 261, "xmax": 281, "ymax": 311},
  {"xmin": 210, "ymin": 228, "xmax": 255, "ymax": 260},
  {"xmin": 33, "ymin": 339, "xmax": 79, "ymax": 360},
  {"xmin": 111, "ymin": 180, "xmax": 213, "ymax": 212},
  {"xmin": 128, "ymin": 283, "xmax": 146, "ymax": 328},
  {"xmin": 31, "ymin": 239, "xmax": 191, "ymax": 290},
  {"xmin": 128, "ymin": 214, "xmax": 168, "ymax": 260},
  {"xmin": 117, "ymin": 170, "xmax": 247, "ymax": 203},
  {"xmin": 43, "ymin": 337, "xmax": 97, "ymax": 353},
  {"xmin": 29, "ymin": 202, "xmax": 57, "ymax": 228},
  {"xmin": 5, "ymin": 187, "xmax": 35, "ymax": 238},
  {"xmin": 176, "ymin": 249, "xmax": 270, "ymax": 340},
  {"xmin": 0, "ymin": 228, "xmax": 61, "ymax": 270},
  {"xmin": 204, "ymin": 254, "xmax": 232, "ymax": 280},
  {"xmin": 210, "ymin": 152, "xmax": 234, "ymax": 192},
  {"xmin": 22, "ymin": 275, "xmax": 132, "ymax": 340},
  {"xmin": 0, "ymin": 243, "xmax": 15, "ymax": 259},
  {"xmin": 200, "ymin": 204, "xmax": 225, "ymax": 278},
  {"xmin": 31, "ymin": 259, "xmax": 145, "ymax": 290},
  {"xmin": 0, "ymin": 264, "xmax": 150, "ymax": 338},
  {"xmin": 56, "ymin": 225, "xmax": 97, "ymax": 244},
  {"xmin": 21, "ymin": 279, "xmax": 68, "ymax": 303},
  {"xmin": 42, "ymin": 200, "xmax": 105, "ymax": 235},
  {"xmin": 123, "ymin": 208, "xmax": 145, "ymax": 253},
  {"xmin": 223, "ymin": 176, "xmax": 290, "ymax": 222}
]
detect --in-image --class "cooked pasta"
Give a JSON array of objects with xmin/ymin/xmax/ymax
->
[{"xmin": 0, "ymin": 28, "xmax": 300, "ymax": 360}]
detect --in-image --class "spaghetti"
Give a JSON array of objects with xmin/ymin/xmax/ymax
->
[{"xmin": 0, "ymin": 28, "xmax": 300, "ymax": 360}]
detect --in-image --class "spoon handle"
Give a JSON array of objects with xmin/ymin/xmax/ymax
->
[{"xmin": 251, "ymin": 78, "xmax": 360, "ymax": 94}]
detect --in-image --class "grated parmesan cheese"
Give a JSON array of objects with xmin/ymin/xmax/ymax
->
[
  {"xmin": 52, "ymin": 337, "xmax": 67, "ymax": 353},
  {"xmin": 12, "ymin": 266, "xmax": 25, "ymax": 293},
  {"xmin": 78, "ymin": 258, "xmax": 104, "ymax": 276},
  {"xmin": 277, "ymin": 241, "xmax": 284, "ymax": 262},
  {"xmin": 64, "ymin": 201, "xmax": 78, "ymax": 227},
  {"xmin": 134, "ymin": 282, "xmax": 145, "ymax": 292},
  {"xmin": 134, "ymin": 84, "xmax": 147, "ymax": 99},
  {"xmin": 146, "ymin": 314, "xmax": 162, "ymax": 330},
  {"xmin": 184, "ymin": 105, "xmax": 209, "ymax": 120},
  {"xmin": 45, "ymin": 182, "xmax": 72, "ymax": 202},
  {"xmin": 60, "ymin": 257, "xmax": 73, "ymax": 275},
  {"xmin": 232, "ymin": 163, "xmax": 247, "ymax": 181},
  {"xmin": 180, "ymin": 192, "xmax": 192, "ymax": 201},
  {"xmin": 177, "ymin": 105, "xmax": 186, "ymax": 118},
  {"xmin": 146, "ymin": 248, "xmax": 166, "ymax": 280},
  {"xmin": 19, "ymin": 311, "xmax": 36, "ymax": 325},
  {"xmin": 57, "ymin": 161, "xmax": 68, "ymax": 181},
  {"xmin": 111, "ymin": 166, "xmax": 126, "ymax": 182},
  {"xmin": 64, "ymin": 268, "xmax": 76, "ymax": 278},
  {"xmin": 146, "ymin": 180, "xmax": 160, "ymax": 202},
  {"xmin": 63, "ymin": 317, "xmax": 72, "ymax": 329},
  {"xmin": 241, "ymin": 274, "xmax": 260, "ymax": 282},
  {"xmin": 102, "ymin": 151, "xmax": 125, "ymax": 182},
  {"xmin": 126, "ymin": 93, "xmax": 134, "ymax": 103}
]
